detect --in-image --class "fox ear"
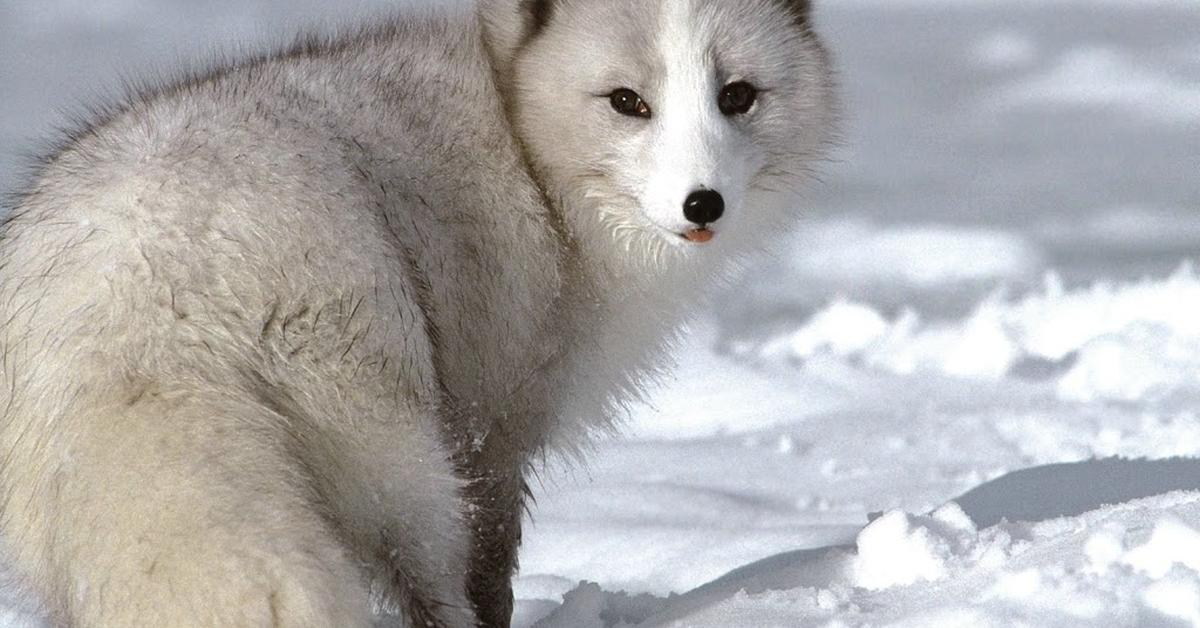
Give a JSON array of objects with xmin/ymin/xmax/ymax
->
[
  {"xmin": 783, "ymin": 0, "xmax": 813, "ymax": 23},
  {"xmin": 478, "ymin": 0, "xmax": 560, "ymax": 81},
  {"xmin": 522, "ymin": 0, "xmax": 558, "ymax": 38}
]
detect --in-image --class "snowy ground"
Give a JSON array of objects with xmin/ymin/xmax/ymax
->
[
  {"xmin": 2, "ymin": 0, "xmax": 1200, "ymax": 627},
  {"xmin": 517, "ymin": 264, "xmax": 1200, "ymax": 627}
]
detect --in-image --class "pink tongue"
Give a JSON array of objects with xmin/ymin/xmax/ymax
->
[{"xmin": 684, "ymin": 229, "xmax": 714, "ymax": 243}]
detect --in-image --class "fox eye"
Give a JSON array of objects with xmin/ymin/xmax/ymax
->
[
  {"xmin": 719, "ymin": 81, "xmax": 758, "ymax": 116},
  {"xmin": 609, "ymin": 89, "xmax": 652, "ymax": 118}
]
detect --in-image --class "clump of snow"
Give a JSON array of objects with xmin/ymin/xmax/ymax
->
[
  {"xmin": 1143, "ymin": 577, "xmax": 1200, "ymax": 625},
  {"xmin": 1010, "ymin": 265, "xmax": 1200, "ymax": 363},
  {"xmin": 852, "ymin": 504, "xmax": 977, "ymax": 590},
  {"xmin": 1121, "ymin": 517, "xmax": 1200, "ymax": 578},
  {"xmin": 853, "ymin": 511, "xmax": 950, "ymax": 590},
  {"xmin": 758, "ymin": 301, "xmax": 890, "ymax": 363},
  {"xmin": 1082, "ymin": 523, "xmax": 1126, "ymax": 574},
  {"xmin": 1058, "ymin": 323, "xmax": 1200, "ymax": 403},
  {"xmin": 748, "ymin": 263, "xmax": 1200, "ymax": 403},
  {"xmin": 868, "ymin": 302, "xmax": 1020, "ymax": 380}
]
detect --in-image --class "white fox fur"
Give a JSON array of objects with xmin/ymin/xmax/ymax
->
[{"xmin": 0, "ymin": 0, "xmax": 835, "ymax": 625}]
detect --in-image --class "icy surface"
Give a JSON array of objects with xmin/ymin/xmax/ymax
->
[{"xmin": 1, "ymin": 0, "xmax": 1199, "ymax": 627}]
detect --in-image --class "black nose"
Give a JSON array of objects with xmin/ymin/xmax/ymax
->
[{"xmin": 683, "ymin": 190, "xmax": 725, "ymax": 225}]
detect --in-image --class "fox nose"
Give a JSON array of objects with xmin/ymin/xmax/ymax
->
[{"xmin": 683, "ymin": 190, "xmax": 725, "ymax": 225}]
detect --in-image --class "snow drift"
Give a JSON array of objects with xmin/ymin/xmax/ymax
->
[{"xmin": 518, "ymin": 266, "xmax": 1200, "ymax": 628}]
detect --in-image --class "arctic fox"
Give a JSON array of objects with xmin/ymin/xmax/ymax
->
[{"xmin": 0, "ymin": 0, "xmax": 835, "ymax": 625}]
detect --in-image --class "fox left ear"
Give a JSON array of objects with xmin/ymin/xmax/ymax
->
[
  {"xmin": 478, "ymin": 0, "xmax": 561, "ymax": 84},
  {"xmin": 522, "ymin": 0, "xmax": 558, "ymax": 38}
]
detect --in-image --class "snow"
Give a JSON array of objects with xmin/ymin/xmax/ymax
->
[
  {"xmin": 528, "ymin": 491, "xmax": 1200, "ymax": 627},
  {"xmin": 851, "ymin": 506, "xmax": 966, "ymax": 591},
  {"xmin": 757, "ymin": 301, "xmax": 891, "ymax": 364},
  {"xmin": 743, "ymin": 263, "xmax": 1200, "ymax": 398},
  {"xmin": 512, "ymin": 267, "xmax": 1200, "ymax": 627},
  {"xmin": 2, "ymin": 0, "xmax": 1200, "ymax": 627}
]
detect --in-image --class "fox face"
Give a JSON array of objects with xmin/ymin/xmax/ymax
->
[{"xmin": 498, "ymin": 0, "xmax": 836, "ymax": 267}]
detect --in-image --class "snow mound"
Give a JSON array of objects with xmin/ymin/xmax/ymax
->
[
  {"xmin": 1119, "ymin": 517, "xmax": 1200, "ymax": 579},
  {"xmin": 533, "ymin": 490, "xmax": 1200, "ymax": 627},
  {"xmin": 852, "ymin": 504, "xmax": 977, "ymax": 590},
  {"xmin": 757, "ymin": 301, "xmax": 891, "ymax": 363},
  {"xmin": 748, "ymin": 264, "xmax": 1200, "ymax": 402}
]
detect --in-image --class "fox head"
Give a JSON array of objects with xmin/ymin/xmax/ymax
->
[{"xmin": 480, "ymin": 0, "xmax": 837, "ymax": 277}]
